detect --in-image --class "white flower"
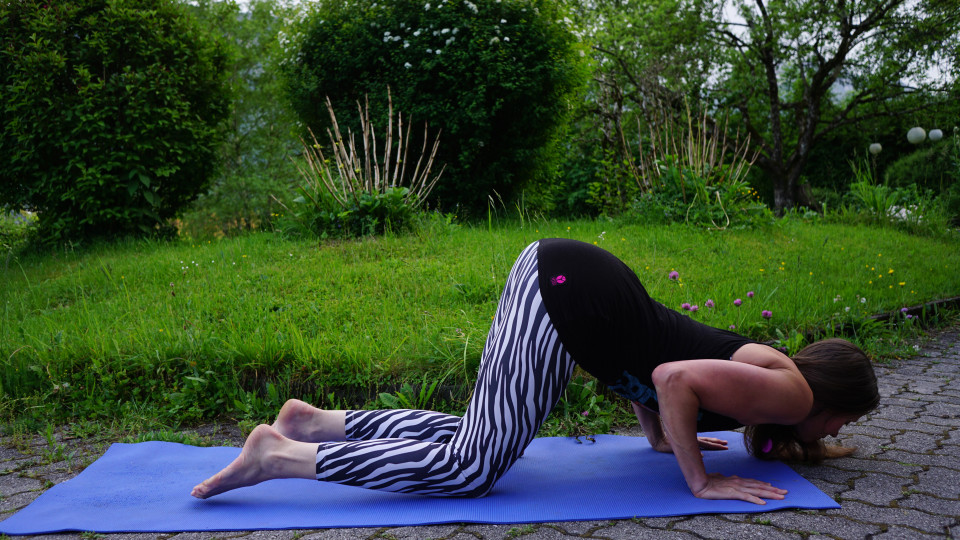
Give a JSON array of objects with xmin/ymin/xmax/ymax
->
[
  {"xmin": 425, "ymin": 2, "xmax": 430, "ymax": 9},
  {"xmin": 464, "ymin": 1, "xmax": 478, "ymax": 13},
  {"xmin": 504, "ymin": 36, "xmax": 510, "ymax": 42},
  {"xmin": 845, "ymin": 306, "xmax": 851, "ymax": 312},
  {"xmin": 441, "ymin": 28, "xmax": 450, "ymax": 34},
  {"xmin": 413, "ymin": 29, "xmax": 421, "ymax": 37},
  {"xmin": 489, "ymin": 36, "xmax": 500, "ymax": 44},
  {"xmin": 500, "ymin": 18, "xmax": 507, "ymax": 23},
  {"xmin": 426, "ymin": 48, "xmax": 433, "ymax": 53},
  {"xmin": 404, "ymin": 62, "xmax": 412, "ymax": 68}
]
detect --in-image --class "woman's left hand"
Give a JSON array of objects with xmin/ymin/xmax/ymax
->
[
  {"xmin": 651, "ymin": 435, "xmax": 729, "ymax": 453},
  {"xmin": 695, "ymin": 436, "xmax": 729, "ymax": 451}
]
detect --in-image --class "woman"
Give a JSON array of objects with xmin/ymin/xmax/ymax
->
[{"xmin": 192, "ymin": 238, "xmax": 879, "ymax": 504}]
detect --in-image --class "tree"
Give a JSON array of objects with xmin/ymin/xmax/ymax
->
[
  {"xmin": 0, "ymin": 0, "xmax": 230, "ymax": 244},
  {"xmin": 572, "ymin": 0, "xmax": 960, "ymax": 211},
  {"xmin": 182, "ymin": 0, "xmax": 302, "ymax": 236}
]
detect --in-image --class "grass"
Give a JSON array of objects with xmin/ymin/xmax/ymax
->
[{"xmin": 1, "ymin": 215, "xmax": 959, "ymax": 431}]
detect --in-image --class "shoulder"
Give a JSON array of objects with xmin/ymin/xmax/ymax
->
[{"xmin": 730, "ymin": 342, "xmax": 797, "ymax": 371}]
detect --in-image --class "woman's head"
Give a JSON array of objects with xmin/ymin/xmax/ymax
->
[
  {"xmin": 791, "ymin": 338, "xmax": 879, "ymax": 417},
  {"xmin": 746, "ymin": 338, "xmax": 879, "ymax": 462}
]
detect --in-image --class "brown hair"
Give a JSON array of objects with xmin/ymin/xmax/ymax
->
[{"xmin": 745, "ymin": 338, "xmax": 879, "ymax": 462}]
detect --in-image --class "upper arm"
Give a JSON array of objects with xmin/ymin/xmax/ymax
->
[{"xmin": 651, "ymin": 352, "xmax": 813, "ymax": 426}]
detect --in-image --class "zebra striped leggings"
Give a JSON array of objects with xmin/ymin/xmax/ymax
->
[{"xmin": 314, "ymin": 241, "xmax": 575, "ymax": 497}]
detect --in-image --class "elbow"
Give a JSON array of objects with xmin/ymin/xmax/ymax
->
[{"xmin": 652, "ymin": 363, "xmax": 687, "ymax": 394}]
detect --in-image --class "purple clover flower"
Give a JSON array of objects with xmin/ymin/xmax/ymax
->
[
  {"xmin": 705, "ymin": 299, "xmax": 714, "ymax": 309},
  {"xmin": 900, "ymin": 307, "xmax": 909, "ymax": 313},
  {"xmin": 734, "ymin": 298, "xmax": 742, "ymax": 306},
  {"xmin": 761, "ymin": 310, "xmax": 772, "ymax": 319},
  {"xmin": 747, "ymin": 291, "xmax": 755, "ymax": 298},
  {"xmin": 729, "ymin": 325, "xmax": 736, "ymax": 330},
  {"xmin": 681, "ymin": 302, "xmax": 691, "ymax": 310},
  {"xmin": 669, "ymin": 271, "xmax": 679, "ymax": 280},
  {"xmin": 690, "ymin": 305, "xmax": 699, "ymax": 312}
]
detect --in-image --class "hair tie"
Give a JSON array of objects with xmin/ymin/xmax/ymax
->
[{"xmin": 761, "ymin": 439, "xmax": 773, "ymax": 454}]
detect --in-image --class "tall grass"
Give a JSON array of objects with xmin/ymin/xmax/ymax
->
[{"xmin": 2, "ymin": 217, "xmax": 958, "ymax": 427}]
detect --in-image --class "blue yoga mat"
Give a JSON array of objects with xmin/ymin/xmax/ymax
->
[{"xmin": 0, "ymin": 432, "xmax": 838, "ymax": 535}]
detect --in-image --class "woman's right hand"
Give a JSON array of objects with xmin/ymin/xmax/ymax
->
[{"xmin": 693, "ymin": 472, "xmax": 787, "ymax": 505}]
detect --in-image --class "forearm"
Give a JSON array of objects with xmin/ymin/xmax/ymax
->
[
  {"xmin": 631, "ymin": 401, "xmax": 668, "ymax": 451},
  {"xmin": 653, "ymin": 372, "xmax": 710, "ymax": 495}
]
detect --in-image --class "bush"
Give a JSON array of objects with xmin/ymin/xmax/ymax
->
[
  {"xmin": 883, "ymin": 136, "xmax": 960, "ymax": 223},
  {"xmin": 0, "ymin": 0, "xmax": 230, "ymax": 245},
  {"xmin": 283, "ymin": 0, "xmax": 588, "ymax": 215},
  {"xmin": 0, "ymin": 209, "xmax": 38, "ymax": 255}
]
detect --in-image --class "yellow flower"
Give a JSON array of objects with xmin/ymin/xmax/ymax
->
[
  {"xmin": 899, "ymin": 282, "xmax": 906, "ymax": 286},
  {"xmin": 888, "ymin": 269, "xmax": 894, "ymax": 274}
]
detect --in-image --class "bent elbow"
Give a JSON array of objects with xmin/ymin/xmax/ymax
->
[{"xmin": 652, "ymin": 363, "xmax": 687, "ymax": 392}]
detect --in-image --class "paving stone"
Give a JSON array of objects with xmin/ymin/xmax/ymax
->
[
  {"xmin": 870, "ymin": 406, "xmax": 921, "ymax": 422},
  {"xmin": 0, "ymin": 488, "xmax": 41, "ymax": 512},
  {"xmin": 830, "ymin": 456, "xmax": 924, "ymax": 477},
  {"xmin": 671, "ymin": 515, "xmax": 801, "ymax": 539},
  {"xmin": 597, "ymin": 521, "xmax": 698, "ymax": 540},
  {"xmin": 379, "ymin": 524, "xmax": 462, "ymax": 539},
  {"xmin": 299, "ymin": 528, "xmax": 381, "ymax": 539},
  {"xmin": 545, "ymin": 520, "xmax": 614, "ymax": 535},
  {"xmin": 788, "ymin": 464, "xmax": 860, "ymax": 484},
  {"xmin": 892, "ymin": 431, "xmax": 941, "ymax": 453},
  {"xmin": 913, "ymin": 415, "xmax": 960, "ymax": 428},
  {"xmin": 0, "ymin": 474, "xmax": 45, "ymax": 496},
  {"xmin": 899, "ymin": 492, "xmax": 960, "ymax": 515},
  {"xmin": 913, "ymin": 467, "xmax": 960, "ymax": 498},
  {"xmin": 868, "ymin": 419, "xmax": 945, "ymax": 434},
  {"xmin": 842, "ymin": 473, "xmax": 911, "ymax": 505},
  {"xmin": 805, "ymin": 478, "xmax": 849, "ymax": 499},
  {"xmin": 761, "ymin": 510, "xmax": 882, "ymax": 538},
  {"xmin": 924, "ymin": 401, "xmax": 960, "ymax": 418},
  {"xmin": 826, "ymin": 501, "xmax": 953, "ymax": 533},
  {"xmin": 630, "ymin": 516, "xmax": 691, "ymax": 529},
  {"xmin": 868, "ymin": 525, "xmax": 946, "ymax": 538}
]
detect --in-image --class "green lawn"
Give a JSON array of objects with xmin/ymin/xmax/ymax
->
[{"xmin": 2, "ymin": 217, "xmax": 958, "ymax": 429}]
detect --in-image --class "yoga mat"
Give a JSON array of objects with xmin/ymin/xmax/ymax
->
[{"xmin": 0, "ymin": 432, "xmax": 838, "ymax": 535}]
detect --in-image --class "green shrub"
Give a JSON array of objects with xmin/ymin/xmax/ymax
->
[
  {"xmin": 883, "ymin": 136, "xmax": 960, "ymax": 223},
  {"xmin": 844, "ymin": 158, "xmax": 952, "ymax": 235},
  {"xmin": 0, "ymin": 0, "xmax": 230, "ymax": 245},
  {"xmin": 283, "ymin": 0, "xmax": 588, "ymax": 215},
  {"xmin": 0, "ymin": 209, "xmax": 38, "ymax": 255}
]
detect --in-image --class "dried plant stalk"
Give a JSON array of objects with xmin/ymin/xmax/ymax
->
[{"xmin": 294, "ymin": 88, "xmax": 444, "ymax": 211}]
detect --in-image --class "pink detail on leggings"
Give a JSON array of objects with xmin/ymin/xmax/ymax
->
[{"xmin": 550, "ymin": 274, "xmax": 566, "ymax": 286}]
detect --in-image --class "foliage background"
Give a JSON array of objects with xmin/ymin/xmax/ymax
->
[
  {"xmin": 283, "ymin": 0, "xmax": 590, "ymax": 216},
  {"xmin": 0, "ymin": 0, "xmax": 230, "ymax": 244}
]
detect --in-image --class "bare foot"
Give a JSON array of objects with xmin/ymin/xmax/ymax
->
[
  {"xmin": 272, "ymin": 399, "xmax": 345, "ymax": 442},
  {"xmin": 192, "ymin": 424, "xmax": 302, "ymax": 499}
]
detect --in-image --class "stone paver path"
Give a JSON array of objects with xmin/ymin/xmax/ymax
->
[{"xmin": 2, "ymin": 329, "xmax": 959, "ymax": 539}]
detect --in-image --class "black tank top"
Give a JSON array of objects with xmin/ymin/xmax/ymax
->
[{"xmin": 537, "ymin": 238, "xmax": 756, "ymax": 431}]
